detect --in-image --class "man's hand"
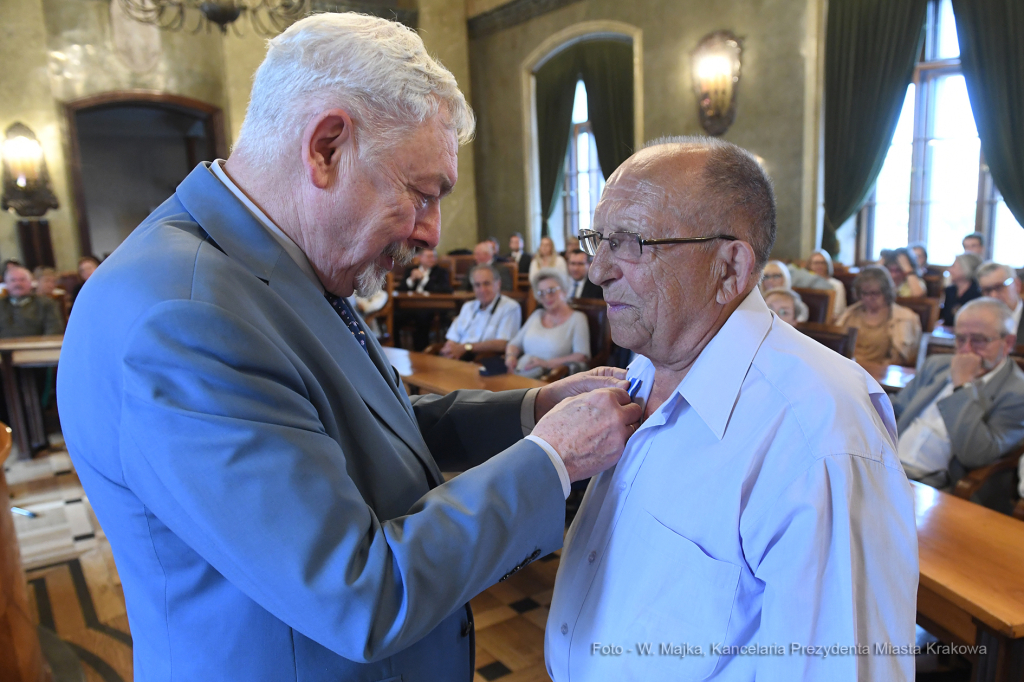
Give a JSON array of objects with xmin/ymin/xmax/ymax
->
[
  {"xmin": 535, "ymin": 366, "xmax": 629, "ymax": 420},
  {"xmin": 950, "ymin": 352, "xmax": 984, "ymax": 388},
  {"xmin": 532, "ymin": 387, "xmax": 642, "ymax": 482},
  {"xmin": 410, "ymin": 268, "xmax": 425, "ymax": 282},
  {"xmin": 439, "ymin": 340, "xmax": 462, "ymax": 359}
]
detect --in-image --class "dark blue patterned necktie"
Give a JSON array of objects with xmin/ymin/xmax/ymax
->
[{"xmin": 325, "ymin": 293, "xmax": 368, "ymax": 354}]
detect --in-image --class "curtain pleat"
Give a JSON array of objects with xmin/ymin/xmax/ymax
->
[
  {"xmin": 535, "ymin": 49, "xmax": 581, "ymax": 233},
  {"xmin": 822, "ymin": 0, "xmax": 928, "ymax": 255},
  {"xmin": 951, "ymin": 0, "xmax": 1024, "ymax": 231},
  {"xmin": 579, "ymin": 41, "xmax": 635, "ymax": 179}
]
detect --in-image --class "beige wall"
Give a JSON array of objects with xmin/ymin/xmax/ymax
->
[
  {"xmin": 469, "ymin": 0, "xmax": 824, "ymax": 260},
  {"xmin": 0, "ymin": 0, "xmax": 228, "ymax": 270}
]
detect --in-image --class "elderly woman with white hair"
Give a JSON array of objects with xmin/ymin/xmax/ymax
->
[
  {"xmin": 764, "ymin": 287, "xmax": 809, "ymax": 326},
  {"xmin": 940, "ymin": 253, "xmax": 983, "ymax": 326},
  {"xmin": 806, "ymin": 249, "xmax": 847, "ymax": 317},
  {"xmin": 505, "ymin": 268, "xmax": 590, "ymax": 378},
  {"xmin": 760, "ymin": 260, "xmax": 791, "ymax": 293}
]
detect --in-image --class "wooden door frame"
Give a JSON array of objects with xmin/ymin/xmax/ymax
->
[{"xmin": 63, "ymin": 91, "xmax": 227, "ymax": 258}]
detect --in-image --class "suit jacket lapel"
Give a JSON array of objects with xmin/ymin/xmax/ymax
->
[
  {"xmin": 174, "ymin": 163, "xmax": 438, "ymax": 482},
  {"xmin": 900, "ymin": 361, "xmax": 953, "ymax": 428}
]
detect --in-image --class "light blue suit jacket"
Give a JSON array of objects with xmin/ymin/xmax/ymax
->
[{"xmin": 57, "ymin": 164, "xmax": 565, "ymax": 681}]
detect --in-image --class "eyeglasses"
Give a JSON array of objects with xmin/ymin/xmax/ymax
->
[
  {"xmin": 954, "ymin": 333, "xmax": 1005, "ymax": 349},
  {"xmin": 578, "ymin": 228, "xmax": 737, "ymax": 262},
  {"xmin": 980, "ymin": 277, "xmax": 1015, "ymax": 296},
  {"xmin": 858, "ymin": 289, "xmax": 885, "ymax": 299},
  {"xmin": 536, "ymin": 286, "xmax": 561, "ymax": 298}
]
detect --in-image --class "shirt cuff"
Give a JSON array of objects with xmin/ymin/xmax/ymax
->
[
  {"xmin": 520, "ymin": 387, "xmax": 540, "ymax": 435},
  {"xmin": 525, "ymin": 434, "xmax": 571, "ymax": 499}
]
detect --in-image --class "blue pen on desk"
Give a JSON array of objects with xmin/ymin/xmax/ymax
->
[{"xmin": 627, "ymin": 378, "xmax": 643, "ymax": 400}]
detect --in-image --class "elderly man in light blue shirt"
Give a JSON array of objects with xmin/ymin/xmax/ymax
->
[
  {"xmin": 546, "ymin": 137, "xmax": 918, "ymax": 681},
  {"xmin": 440, "ymin": 263, "xmax": 522, "ymax": 359}
]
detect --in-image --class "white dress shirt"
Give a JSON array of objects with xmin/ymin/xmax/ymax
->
[
  {"xmin": 898, "ymin": 358, "xmax": 1007, "ymax": 478},
  {"xmin": 445, "ymin": 294, "xmax": 522, "ymax": 344},
  {"xmin": 545, "ymin": 289, "xmax": 918, "ymax": 681}
]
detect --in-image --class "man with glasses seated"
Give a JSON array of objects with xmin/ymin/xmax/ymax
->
[
  {"xmin": 547, "ymin": 136, "xmax": 916, "ymax": 681},
  {"xmin": 893, "ymin": 298, "xmax": 1024, "ymax": 512},
  {"xmin": 439, "ymin": 263, "xmax": 521, "ymax": 359},
  {"xmin": 977, "ymin": 262, "xmax": 1023, "ymax": 344}
]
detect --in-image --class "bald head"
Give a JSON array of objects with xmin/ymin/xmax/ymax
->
[{"xmin": 607, "ymin": 136, "xmax": 776, "ymax": 269}]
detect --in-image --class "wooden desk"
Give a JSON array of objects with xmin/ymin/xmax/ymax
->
[
  {"xmin": 382, "ymin": 347, "xmax": 545, "ymax": 395},
  {"xmin": 914, "ymin": 482, "xmax": 1024, "ymax": 681},
  {"xmin": 392, "ymin": 291, "xmax": 475, "ymax": 312},
  {"xmin": 861, "ymin": 362, "xmax": 915, "ymax": 393},
  {"xmin": 0, "ymin": 424, "xmax": 52, "ymax": 681},
  {"xmin": 0, "ymin": 336, "xmax": 62, "ymax": 459}
]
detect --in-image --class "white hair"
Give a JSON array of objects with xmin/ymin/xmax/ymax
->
[
  {"xmin": 531, "ymin": 268, "xmax": 570, "ymax": 295},
  {"xmin": 234, "ymin": 12, "xmax": 475, "ymax": 166},
  {"xmin": 956, "ymin": 297, "xmax": 1016, "ymax": 336}
]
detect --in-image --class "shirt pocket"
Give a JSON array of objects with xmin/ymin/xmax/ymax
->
[{"xmin": 614, "ymin": 509, "xmax": 741, "ymax": 680}]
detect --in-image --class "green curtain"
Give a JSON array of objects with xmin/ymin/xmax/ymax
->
[
  {"xmin": 822, "ymin": 0, "xmax": 928, "ymax": 255},
  {"xmin": 579, "ymin": 41, "xmax": 635, "ymax": 180},
  {"xmin": 951, "ymin": 0, "xmax": 1024, "ymax": 230},
  {"xmin": 535, "ymin": 49, "xmax": 581, "ymax": 234}
]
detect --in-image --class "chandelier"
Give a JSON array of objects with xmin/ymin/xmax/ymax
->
[
  {"xmin": 118, "ymin": 0, "xmax": 418, "ymax": 36},
  {"xmin": 117, "ymin": 0, "xmax": 307, "ymax": 36}
]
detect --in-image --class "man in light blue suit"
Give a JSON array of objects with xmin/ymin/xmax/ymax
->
[{"xmin": 57, "ymin": 13, "xmax": 640, "ymax": 681}]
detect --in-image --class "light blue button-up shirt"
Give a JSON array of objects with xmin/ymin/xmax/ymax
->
[{"xmin": 545, "ymin": 289, "xmax": 918, "ymax": 681}]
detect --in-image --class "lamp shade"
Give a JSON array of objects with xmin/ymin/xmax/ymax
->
[
  {"xmin": 2, "ymin": 123, "xmax": 59, "ymax": 218},
  {"xmin": 691, "ymin": 31, "xmax": 743, "ymax": 136}
]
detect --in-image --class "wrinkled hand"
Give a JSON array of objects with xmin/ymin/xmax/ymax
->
[
  {"xmin": 522, "ymin": 356, "xmax": 547, "ymax": 371},
  {"xmin": 950, "ymin": 352, "xmax": 984, "ymax": 387},
  {"xmin": 505, "ymin": 353, "xmax": 518, "ymax": 373},
  {"xmin": 439, "ymin": 341, "xmax": 461, "ymax": 359},
  {"xmin": 533, "ymin": 387, "xmax": 642, "ymax": 482},
  {"xmin": 410, "ymin": 268, "xmax": 425, "ymax": 281},
  {"xmin": 535, "ymin": 366, "xmax": 629, "ymax": 420}
]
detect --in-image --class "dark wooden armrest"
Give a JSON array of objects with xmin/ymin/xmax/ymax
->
[
  {"xmin": 1013, "ymin": 499, "xmax": 1024, "ymax": 522},
  {"xmin": 541, "ymin": 366, "xmax": 570, "ymax": 383},
  {"xmin": 953, "ymin": 441, "xmax": 1024, "ymax": 500}
]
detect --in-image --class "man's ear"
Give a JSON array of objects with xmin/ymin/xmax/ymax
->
[
  {"xmin": 714, "ymin": 239, "xmax": 757, "ymax": 305},
  {"xmin": 302, "ymin": 109, "xmax": 355, "ymax": 189}
]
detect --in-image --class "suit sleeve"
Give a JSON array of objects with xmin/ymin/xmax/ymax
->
[
  {"xmin": 938, "ymin": 379, "xmax": 1024, "ymax": 468},
  {"xmin": 749, "ymin": 456, "xmax": 918, "ymax": 681},
  {"xmin": 117, "ymin": 299, "xmax": 565, "ymax": 663}
]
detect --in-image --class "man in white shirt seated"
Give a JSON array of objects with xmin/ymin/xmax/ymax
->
[
  {"xmin": 545, "ymin": 136, "xmax": 917, "ymax": 681},
  {"xmin": 893, "ymin": 298, "xmax": 1024, "ymax": 512},
  {"xmin": 440, "ymin": 264, "xmax": 521, "ymax": 360},
  {"xmin": 566, "ymin": 249, "xmax": 602, "ymax": 300},
  {"xmin": 977, "ymin": 262, "xmax": 1023, "ymax": 345}
]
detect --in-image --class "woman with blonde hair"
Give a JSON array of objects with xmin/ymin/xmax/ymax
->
[{"xmin": 528, "ymin": 236, "xmax": 567, "ymax": 281}]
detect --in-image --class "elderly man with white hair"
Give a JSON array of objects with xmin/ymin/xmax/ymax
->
[
  {"xmin": 57, "ymin": 14, "xmax": 642, "ymax": 681},
  {"xmin": 976, "ymin": 261, "xmax": 1024, "ymax": 344},
  {"xmin": 893, "ymin": 297, "xmax": 1024, "ymax": 512},
  {"xmin": 546, "ymin": 136, "xmax": 918, "ymax": 681}
]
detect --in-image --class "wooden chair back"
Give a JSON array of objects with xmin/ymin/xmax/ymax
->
[
  {"xmin": 923, "ymin": 274, "xmax": 944, "ymax": 298},
  {"xmin": 435, "ymin": 257, "xmax": 457, "ymax": 287},
  {"xmin": 896, "ymin": 296, "xmax": 940, "ymax": 333},
  {"xmin": 569, "ymin": 298, "xmax": 611, "ymax": 367},
  {"xmin": 834, "ymin": 270, "xmax": 857, "ymax": 310},
  {"xmin": 792, "ymin": 287, "xmax": 835, "ymax": 325},
  {"xmin": 500, "ymin": 262, "xmax": 521, "ymax": 291},
  {"xmin": 444, "ymin": 255, "xmax": 476, "ymax": 287},
  {"xmin": 796, "ymin": 322, "xmax": 858, "ymax": 359}
]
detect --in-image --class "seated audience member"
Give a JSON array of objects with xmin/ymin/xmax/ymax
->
[
  {"xmin": 0, "ymin": 263, "xmax": 64, "ymax": 338},
  {"xmin": 836, "ymin": 266, "xmax": 921, "ymax": 367},
  {"xmin": 72, "ymin": 255, "xmax": 100, "ymax": 302},
  {"xmin": 440, "ymin": 264, "xmax": 521, "ymax": 359},
  {"xmin": 33, "ymin": 267, "xmax": 64, "ymax": 298},
  {"xmin": 351, "ymin": 290, "xmax": 388, "ymax": 339},
  {"xmin": 807, "ymin": 249, "xmax": 847, "ymax": 317},
  {"xmin": 505, "ymin": 269, "xmax": 589, "ymax": 378},
  {"xmin": 566, "ymin": 249, "xmax": 603, "ymax": 300},
  {"xmin": 528, "ymin": 236, "xmax": 567, "ymax": 281},
  {"xmin": 760, "ymin": 260, "xmax": 791, "ymax": 292},
  {"xmin": 940, "ymin": 253, "xmax": 982, "ymax": 326},
  {"xmin": 764, "ymin": 287, "xmax": 808, "ymax": 325},
  {"xmin": 962, "ymin": 231, "xmax": 985, "ymax": 257},
  {"xmin": 881, "ymin": 248, "xmax": 926, "ymax": 298},
  {"xmin": 977, "ymin": 262, "xmax": 1023, "ymax": 344},
  {"xmin": 397, "ymin": 247, "xmax": 452, "ymax": 294},
  {"xmin": 488, "ymin": 236, "xmax": 507, "ymax": 262},
  {"xmin": 561, "ymin": 236, "xmax": 580, "ymax": 259},
  {"xmin": 893, "ymin": 298, "xmax": 1024, "ymax": 511},
  {"xmin": 508, "ymin": 232, "xmax": 531, "ymax": 274},
  {"xmin": 909, "ymin": 241, "xmax": 930, "ymax": 275},
  {"xmin": 464, "ymin": 241, "xmax": 513, "ymax": 291}
]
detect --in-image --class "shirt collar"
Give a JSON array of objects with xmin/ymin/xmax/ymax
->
[
  {"xmin": 979, "ymin": 357, "xmax": 1008, "ymax": 386},
  {"xmin": 672, "ymin": 288, "xmax": 773, "ymax": 440},
  {"xmin": 209, "ymin": 160, "xmax": 323, "ymax": 292}
]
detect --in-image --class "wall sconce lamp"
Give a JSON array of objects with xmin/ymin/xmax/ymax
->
[
  {"xmin": 2, "ymin": 123, "xmax": 59, "ymax": 270},
  {"xmin": 2, "ymin": 123, "xmax": 59, "ymax": 218},
  {"xmin": 691, "ymin": 31, "xmax": 743, "ymax": 136}
]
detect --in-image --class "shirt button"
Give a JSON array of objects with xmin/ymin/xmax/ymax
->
[
  {"xmin": 561, "ymin": 623, "xmax": 568, "ymax": 635},
  {"xmin": 618, "ymin": 482, "xmax": 627, "ymax": 491},
  {"xmin": 588, "ymin": 551, "xmax": 597, "ymax": 564}
]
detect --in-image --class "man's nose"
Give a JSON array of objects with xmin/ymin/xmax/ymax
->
[
  {"xmin": 589, "ymin": 244, "xmax": 618, "ymax": 286},
  {"xmin": 411, "ymin": 202, "xmax": 441, "ymax": 249}
]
